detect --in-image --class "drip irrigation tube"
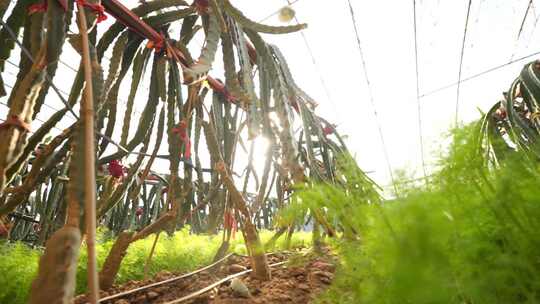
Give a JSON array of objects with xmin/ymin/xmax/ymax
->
[
  {"xmin": 163, "ymin": 261, "xmax": 287, "ymax": 304},
  {"xmin": 97, "ymin": 253, "xmax": 234, "ymax": 303}
]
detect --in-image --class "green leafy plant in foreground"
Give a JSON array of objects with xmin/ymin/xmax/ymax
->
[
  {"xmin": 0, "ymin": 242, "xmax": 40, "ymax": 304},
  {"xmin": 0, "ymin": 228, "xmax": 311, "ymax": 304},
  {"xmin": 285, "ymin": 123, "xmax": 540, "ymax": 304}
]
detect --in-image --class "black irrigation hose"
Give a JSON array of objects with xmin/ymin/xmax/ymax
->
[
  {"xmin": 97, "ymin": 253, "xmax": 235, "ymax": 303},
  {"xmin": 163, "ymin": 261, "xmax": 287, "ymax": 304}
]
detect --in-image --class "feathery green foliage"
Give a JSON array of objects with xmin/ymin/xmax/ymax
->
[
  {"xmin": 0, "ymin": 242, "xmax": 40, "ymax": 304},
  {"xmin": 285, "ymin": 123, "xmax": 540, "ymax": 304}
]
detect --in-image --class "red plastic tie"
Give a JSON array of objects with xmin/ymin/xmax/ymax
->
[
  {"xmin": 155, "ymin": 38, "xmax": 165, "ymax": 50},
  {"xmin": 193, "ymin": 0, "xmax": 209, "ymax": 14},
  {"xmin": 223, "ymin": 211, "xmax": 237, "ymax": 239},
  {"xmin": 146, "ymin": 35, "xmax": 166, "ymax": 53},
  {"xmin": 172, "ymin": 120, "xmax": 192, "ymax": 159},
  {"xmin": 76, "ymin": 0, "xmax": 107, "ymax": 23},
  {"xmin": 209, "ymin": 78, "xmax": 237, "ymax": 103},
  {"xmin": 28, "ymin": 2, "xmax": 47, "ymax": 14},
  {"xmin": 222, "ymin": 88, "xmax": 236, "ymax": 103},
  {"xmin": 0, "ymin": 115, "xmax": 31, "ymax": 132},
  {"xmin": 323, "ymin": 124, "xmax": 336, "ymax": 136}
]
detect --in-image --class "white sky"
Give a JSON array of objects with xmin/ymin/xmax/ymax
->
[
  {"xmin": 240, "ymin": 0, "xmax": 539, "ymax": 190},
  {"xmin": 2, "ymin": 0, "xmax": 539, "ymax": 192}
]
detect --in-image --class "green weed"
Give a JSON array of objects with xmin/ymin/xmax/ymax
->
[
  {"xmin": 0, "ymin": 228, "xmax": 310, "ymax": 304},
  {"xmin": 0, "ymin": 242, "xmax": 40, "ymax": 304}
]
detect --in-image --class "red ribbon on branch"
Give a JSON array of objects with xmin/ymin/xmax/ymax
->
[
  {"xmin": 172, "ymin": 120, "xmax": 192, "ymax": 159},
  {"xmin": 146, "ymin": 36, "xmax": 165, "ymax": 53},
  {"xmin": 193, "ymin": 0, "xmax": 209, "ymax": 15},
  {"xmin": 75, "ymin": 0, "xmax": 107, "ymax": 23},
  {"xmin": 0, "ymin": 115, "xmax": 31, "ymax": 133},
  {"xmin": 207, "ymin": 78, "xmax": 237, "ymax": 103},
  {"xmin": 29, "ymin": 0, "xmax": 106, "ymax": 22},
  {"xmin": 28, "ymin": 2, "xmax": 48, "ymax": 14},
  {"xmin": 224, "ymin": 210, "xmax": 237, "ymax": 239},
  {"xmin": 322, "ymin": 124, "xmax": 336, "ymax": 136}
]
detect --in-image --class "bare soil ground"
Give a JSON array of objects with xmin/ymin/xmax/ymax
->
[{"xmin": 74, "ymin": 248, "xmax": 336, "ymax": 304}]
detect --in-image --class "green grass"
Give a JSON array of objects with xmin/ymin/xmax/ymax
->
[
  {"xmin": 0, "ymin": 241, "xmax": 40, "ymax": 304},
  {"xmin": 0, "ymin": 228, "xmax": 311, "ymax": 304}
]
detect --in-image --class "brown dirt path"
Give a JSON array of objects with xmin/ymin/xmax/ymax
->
[{"xmin": 74, "ymin": 248, "xmax": 336, "ymax": 304}]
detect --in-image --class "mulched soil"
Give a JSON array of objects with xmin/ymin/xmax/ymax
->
[{"xmin": 74, "ymin": 248, "xmax": 337, "ymax": 304}]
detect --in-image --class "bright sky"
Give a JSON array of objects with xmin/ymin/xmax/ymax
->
[
  {"xmin": 2, "ymin": 0, "xmax": 539, "ymax": 193},
  {"xmin": 236, "ymin": 0, "xmax": 539, "ymax": 191}
]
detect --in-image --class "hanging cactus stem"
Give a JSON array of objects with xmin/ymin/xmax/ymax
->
[{"xmin": 0, "ymin": 1, "xmax": 375, "ymax": 301}]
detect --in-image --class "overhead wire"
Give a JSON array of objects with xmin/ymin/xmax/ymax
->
[
  {"xmin": 455, "ymin": 0, "xmax": 473, "ymax": 126},
  {"xmin": 524, "ymin": 3, "xmax": 540, "ymax": 50},
  {"xmin": 5, "ymin": 26, "xmax": 144, "ymax": 115},
  {"xmin": 0, "ymin": 99, "xmax": 64, "ymax": 133},
  {"xmin": 413, "ymin": 0, "xmax": 428, "ymax": 181},
  {"xmin": 0, "ymin": 19, "xmax": 79, "ymax": 119},
  {"xmin": 2, "ymin": 79, "xmax": 73, "ymax": 126},
  {"xmin": 345, "ymin": 0, "xmax": 397, "ymax": 193},
  {"xmin": 419, "ymin": 49, "xmax": 540, "ymax": 98},
  {"xmin": 2, "ymin": 81, "xmax": 172, "ymax": 160},
  {"xmin": 282, "ymin": 0, "xmax": 342, "ymax": 123},
  {"xmin": 517, "ymin": 0, "xmax": 534, "ymax": 41},
  {"xmin": 5, "ymin": 59, "xmax": 74, "ymax": 99},
  {"xmin": 3, "ymin": 59, "xmax": 142, "ymax": 118},
  {"xmin": 0, "ymin": 36, "xmax": 152, "ymax": 162},
  {"xmin": 509, "ymin": 0, "xmax": 534, "ymax": 61},
  {"xmin": 0, "ymin": 9, "xmax": 209, "ymax": 166}
]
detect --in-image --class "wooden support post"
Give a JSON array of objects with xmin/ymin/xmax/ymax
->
[{"xmin": 77, "ymin": 3, "xmax": 99, "ymax": 303}]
